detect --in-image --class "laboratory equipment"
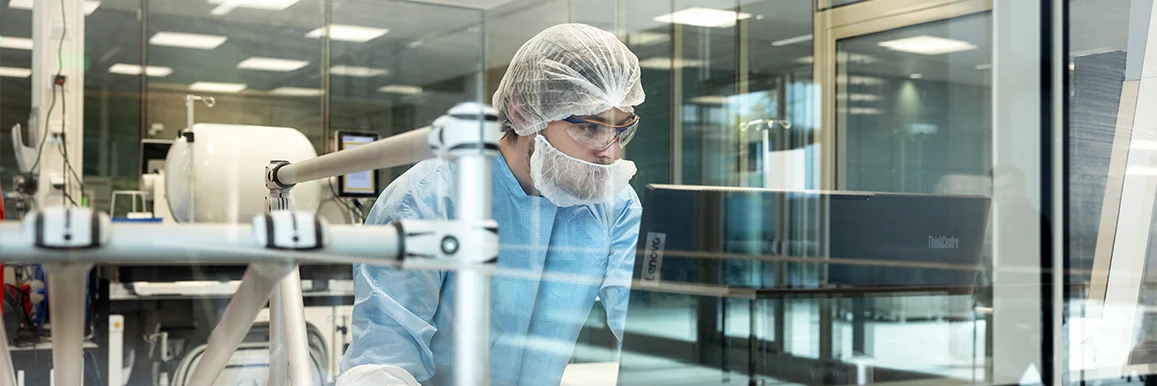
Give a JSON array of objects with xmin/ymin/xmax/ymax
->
[
  {"xmin": 0, "ymin": 102, "xmax": 501, "ymax": 386},
  {"xmin": 165, "ymin": 123, "xmax": 323, "ymax": 224}
]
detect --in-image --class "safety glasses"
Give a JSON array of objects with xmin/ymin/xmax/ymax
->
[{"xmin": 561, "ymin": 114, "xmax": 640, "ymax": 151}]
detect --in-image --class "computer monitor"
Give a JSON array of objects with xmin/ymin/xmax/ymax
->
[
  {"xmin": 634, "ymin": 184, "xmax": 991, "ymax": 289},
  {"xmin": 334, "ymin": 131, "xmax": 381, "ymax": 198}
]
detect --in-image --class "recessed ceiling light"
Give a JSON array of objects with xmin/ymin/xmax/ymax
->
[
  {"xmin": 793, "ymin": 53, "xmax": 877, "ymax": 65},
  {"xmin": 878, "ymin": 35, "xmax": 977, "ymax": 55},
  {"xmin": 109, "ymin": 63, "xmax": 173, "ymax": 77},
  {"xmin": 238, "ymin": 57, "xmax": 309, "ymax": 72},
  {"xmin": 207, "ymin": 0, "xmax": 300, "ymax": 15},
  {"xmin": 150, "ymin": 32, "xmax": 228, "ymax": 50},
  {"xmin": 270, "ymin": 87, "xmax": 324, "ymax": 96},
  {"xmin": 627, "ymin": 32, "xmax": 668, "ymax": 46},
  {"xmin": 849, "ymin": 107, "xmax": 882, "ymax": 115},
  {"xmin": 838, "ymin": 93, "xmax": 883, "ymax": 102},
  {"xmin": 0, "ymin": 66, "xmax": 32, "ymax": 78},
  {"xmin": 404, "ymin": 0, "xmax": 515, "ymax": 9},
  {"xmin": 0, "ymin": 36, "xmax": 34, "ymax": 50},
  {"xmin": 379, "ymin": 85, "xmax": 423, "ymax": 95},
  {"xmin": 654, "ymin": 7, "xmax": 752, "ymax": 28},
  {"xmin": 975, "ymin": 63, "xmax": 993, "ymax": 70},
  {"xmin": 909, "ymin": 73, "xmax": 923, "ymax": 80},
  {"xmin": 638, "ymin": 57, "xmax": 705, "ymax": 70},
  {"xmin": 189, "ymin": 82, "xmax": 247, "ymax": 93},
  {"xmin": 330, "ymin": 65, "xmax": 389, "ymax": 77},
  {"xmin": 837, "ymin": 75, "xmax": 885, "ymax": 86},
  {"xmin": 306, "ymin": 24, "xmax": 389, "ymax": 43},
  {"xmin": 690, "ymin": 95, "xmax": 728, "ymax": 105},
  {"xmin": 771, "ymin": 34, "xmax": 813, "ymax": 47},
  {"xmin": 8, "ymin": 0, "xmax": 101, "ymax": 14}
]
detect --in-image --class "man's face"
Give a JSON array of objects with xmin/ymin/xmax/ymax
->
[
  {"xmin": 529, "ymin": 108, "xmax": 635, "ymax": 200},
  {"xmin": 539, "ymin": 108, "xmax": 634, "ymax": 164}
]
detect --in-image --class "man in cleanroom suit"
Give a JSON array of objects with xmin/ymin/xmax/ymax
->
[{"xmin": 339, "ymin": 23, "xmax": 646, "ymax": 386}]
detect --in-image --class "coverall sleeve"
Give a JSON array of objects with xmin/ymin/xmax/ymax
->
[
  {"xmin": 340, "ymin": 162, "xmax": 454, "ymax": 382},
  {"xmin": 599, "ymin": 188, "xmax": 643, "ymax": 343}
]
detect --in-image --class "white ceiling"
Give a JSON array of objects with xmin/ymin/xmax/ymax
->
[{"xmin": 0, "ymin": 0, "xmax": 1143, "ymax": 103}]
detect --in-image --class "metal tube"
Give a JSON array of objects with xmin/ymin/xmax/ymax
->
[
  {"xmin": 44, "ymin": 263, "xmax": 91, "ymax": 386},
  {"xmin": 186, "ymin": 263, "xmax": 291, "ymax": 386},
  {"xmin": 276, "ymin": 127, "xmax": 433, "ymax": 186},
  {"xmin": 184, "ymin": 96, "xmax": 196, "ymax": 224},
  {"xmin": 0, "ymin": 223, "xmax": 399, "ymax": 265},
  {"xmin": 279, "ymin": 268, "xmax": 314, "ymax": 386},
  {"xmin": 453, "ymin": 155, "xmax": 491, "ymax": 386},
  {"xmin": 268, "ymin": 283, "xmax": 289, "ymax": 386}
]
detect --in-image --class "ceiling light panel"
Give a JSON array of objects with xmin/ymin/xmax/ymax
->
[
  {"xmin": 654, "ymin": 7, "xmax": 752, "ymax": 28},
  {"xmin": 626, "ymin": 32, "xmax": 669, "ymax": 46},
  {"xmin": 330, "ymin": 65, "xmax": 389, "ymax": 77},
  {"xmin": 877, "ymin": 35, "xmax": 977, "ymax": 55},
  {"xmin": 306, "ymin": 24, "xmax": 389, "ymax": 43},
  {"xmin": 9, "ymin": 0, "xmax": 101, "ymax": 14},
  {"xmin": 379, "ymin": 85, "xmax": 423, "ymax": 95},
  {"xmin": 109, "ymin": 64, "xmax": 173, "ymax": 77},
  {"xmin": 150, "ymin": 32, "xmax": 228, "ymax": 50},
  {"xmin": 0, "ymin": 67, "xmax": 33, "ymax": 78},
  {"xmin": 0, "ymin": 36, "xmax": 34, "ymax": 50},
  {"xmin": 638, "ymin": 57, "xmax": 706, "ymax": 70},
  {"xmin": 270, "ymin": 87, "xmax": 324, "ymax": 96},
  {"xmin": 238, "ymin": 57, "xmax": 309, "ymax": 72},
  {"xmin": 771, "ymin": 34, "xmax": 813, "ymax": 47},
  {"xmin": 403, "ymin": 0, "xmax": 515, "ymax": 10},
  {"xmin": 206, "ymin": 0, "xmax": 300, "ymax": 11},
  {"xmin": 189, "ymin": 82, "xmax": 247, "ymax": 93},
  {"xmin": 690, "ymin": 95, "xmax": 729, "ymax": 105}
]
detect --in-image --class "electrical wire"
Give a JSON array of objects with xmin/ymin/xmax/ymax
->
[
  {"xmin": 325, "ymin": 178, "xmax": 361, "ymax": 223},
  {"xmin": 27, "ymin": 84, "xmax": 58, "ymax": 175},
  {"xmin": 56, "ymin": 0, "xmax": 86, "ymax": 206},
  {"xmin": 26, "ymin": 0, "xmax": 70, "ymax": 203}
]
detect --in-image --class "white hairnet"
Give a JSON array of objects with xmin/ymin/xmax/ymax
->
[{"xmin": 493, "ymin": 23, "xmax": 646, "ymax": 136}]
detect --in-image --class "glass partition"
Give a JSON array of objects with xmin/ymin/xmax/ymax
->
[{"xmin": 0, "ymin": 0, "xmax": 1109, "ymax": 385}]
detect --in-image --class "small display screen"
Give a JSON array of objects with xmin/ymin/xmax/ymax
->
[{"xmin": 338, "ymin": 133, "xmax": 378, "ymax": 196}]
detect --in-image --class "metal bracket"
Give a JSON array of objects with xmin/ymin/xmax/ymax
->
[
  {"xmin": 265, "ymin": 160, "xmax": 295, "ymax": 212},
  {"xmin": 29, "ymin": 207, "xmax": 111, "ymax": 249},
  {"xmin": 252, "ymin": 211, "xmax": 329, "ymax": 251},
  {"xmin": 428, "ymin": 102, "xmax": 501, "ymax": 160},
  {"xmin": 396, "ymin": 219, "xmax": 498, "ymax": 269}
]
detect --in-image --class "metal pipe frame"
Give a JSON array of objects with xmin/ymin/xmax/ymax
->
[
  {"xmin": 453, "ymin": 154, "xmax": 492, "ymax": 386},
  {"xmin": 274, "ymin": 126, "xmax": 434, "ymax": 186},
  {"xmin": 44, "ymin": 263, "xmax": 92, "ymax": 386},
  {"xmin": 279, "ymin": 268, "xmax": 314, "ymax": 386},
  {"xmin": 269, "ymin": 282, "xmax": 290, "ymax": 386},
  {"xmin": 0, "ymin": 104, "xmax": 496, "ymax": 386},
  {"xmin": 0, "ymin": 223, "xmax": 399, "ymax": 265},
  {"xmin": 186, "ymin": 263, "xmax": 293, "ymax": 386}
]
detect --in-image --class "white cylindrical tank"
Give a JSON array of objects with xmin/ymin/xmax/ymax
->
[{"xmin": 165, "ymin": 123, "xmax": 322, "ymax": 223}]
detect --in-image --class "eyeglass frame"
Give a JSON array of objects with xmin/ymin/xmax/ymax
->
[{"xmin": 561, "ymin": 114, "xmax": 641, "ymax": 151}]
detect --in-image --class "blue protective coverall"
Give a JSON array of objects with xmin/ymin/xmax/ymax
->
[{"xmin": 340, "ymin": 153, "xmax": 642, "ymax": 386}]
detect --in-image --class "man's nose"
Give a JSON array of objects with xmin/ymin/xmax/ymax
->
[{"xmin": 596, "ymin": 141, "xmax": 622, "ymax": 162}]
